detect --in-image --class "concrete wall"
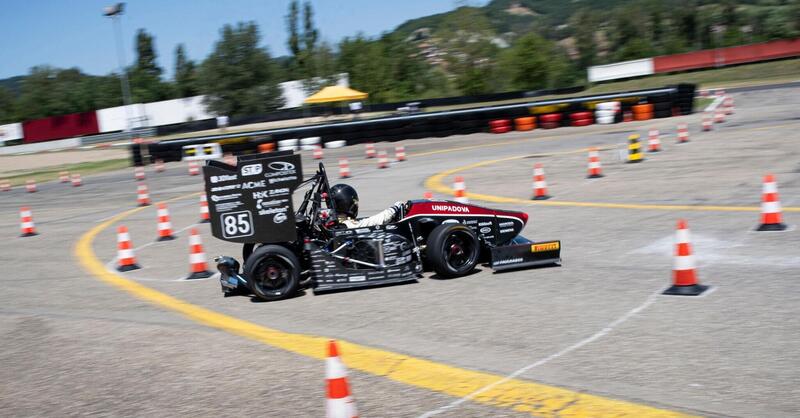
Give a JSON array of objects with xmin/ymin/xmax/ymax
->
[
  {"xmin": 0, "ymin": 137, "xmax": 81, "ymax": 155},
  {"xmin": 588, "ymin": 58, "xmax": 654, "ymax": 82},
  {"xmin": 97, "ymin": 104, "xmax": 147, "ymax": 133},
  {"xmin": 0, "ymin": 123, "xmax": 23, "ymax": 144},
  {"xmin": 143, "ymin": 95, "xmax": 214, "ymax": 127}
]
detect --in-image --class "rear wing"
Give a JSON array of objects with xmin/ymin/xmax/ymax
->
[{"xmin": 203, "ymin": 151, "xmax": 303, "ymax": 244}]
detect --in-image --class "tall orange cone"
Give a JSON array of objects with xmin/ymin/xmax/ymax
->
[
  {"xmin": 325, "ymin": 340, "xmax": 358, "ymax": 418},
  {"xmin": 188, "ymin": 161, "xmax": 200, "ymax": 176},
  {"xmin": 134, "ymin": 166, "xmax": 146, "ymax": 180},
  {"xmin": 154, "ymin": 159, "xmax": 165, "ymax": 172},
  {"xmin": 663, "ymin": 220, "xmax": 708, "ymax": 296},
  {"xmin": 377, "ymin": 150, "xmax": 389, "ymax": 169},
  {"xmin": 71, "ymin": 173, "xmax": 82, "ymax": 187},
  {"xmin": 423, "ymin": 191, "xmax": 433, "ymax": 199},
  {"xmin": 702, "ymin": 114, "xmax": 713, "ymax": 131},
  {"xmin": 714, "ymin": 109, "xmax": 725, "ymax": 123},
  {"xmin": 453, "ymin": 176, "xmax": 468, "ymax": 204},
  {"xmin": 187, "ymin": 228, "xmax": 212, "ymax": 279},
  {"xmin": 587, "ymin": 147, "xmax": 604, "ymax": 178},
  {"xmin": 395, "ymin": 145, "xmax": 406, "ymax": 162},
  {"xmin": 364, "ymin": 143, "xmax": 375, "ymax": 159},
  {"xmin": 338, "ymin": 158, "xmax": 351, "ymax": 179},
  {"xmin": 156, "ymin": 203, "xmax": 175, "ymax": 241},
  {"xmin": 19, "ymin": 207, "xmax": 38, "ymax": 237},
  {"xmin": 532, "ymin": 163, "xmax": 550, "ymax": 200},
  {"xmin": 26, "ymin": 179, "xmax": 37, "ymax": 193},
  {"xmin": 647, "ymin": 129, "xmax": 661, "ymax": 152},
  {"xmin": 116, "ymin": 225, "xmax": 140, "ymax": 271},
  {"xmin": 199, "ymin": 193, "xmax": 210, "ymax": 223},
  {"xmin": 59, "ymin": 171, "xmax": 70, "ymax": 183},
  {"xmin": 676, "ymin": 123, "xmax": 689, "ymax": 143},
  {"xmin": 313, "ymin": 145, "xmax": 324, "ymax": 160},
  {"xmin": 756, "ymin": 174, "xmax": 787, "ymax": 231},
  {"xmin": 137, "ymin": 183, "xmax": 151, "ymax": 206},
  {"xmin": 1, "ymin": 179, "xmax": 10, "ymax": 192}
]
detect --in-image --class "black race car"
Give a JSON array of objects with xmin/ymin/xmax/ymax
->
[{"xmin": 204, "ymin": 151, "xmax": 561, "ymax": 301}]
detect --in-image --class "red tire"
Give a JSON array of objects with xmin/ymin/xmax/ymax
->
[
  {"xmin": 491, "ymin": 126, "xmax": 511, "ymax": 134},
  {"xmin": 570, "ymin": 118, "xmax": 593, "ymax": 127},
  {"xmin": 539, "ymin": 113, "xmax": 562, "ymax": 123},
  {"xmin": 489, "ymin": 119, "xmax": 511, "ymax": 128},
  {"xmin": 632, "ymin": 104, "xmax": 653, "ymax": 114},
  {"xmin": 569, "ymin": 111, "xmax": 593, "ymax": 120},
  {"xmin": 540, "ymin": 121, "xmax": 560, "ymax": 129}
]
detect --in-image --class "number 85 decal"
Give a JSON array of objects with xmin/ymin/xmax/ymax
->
[{"xmin": 221, "ymin": 211, "xmax": 254, "ymax": 239}]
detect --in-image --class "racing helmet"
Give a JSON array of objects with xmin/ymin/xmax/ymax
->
[{"xmin": 329, "ymin": 184, "xmax": 359, "ymax": 219}]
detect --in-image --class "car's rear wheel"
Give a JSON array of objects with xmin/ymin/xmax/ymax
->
[
  {"xmin": 426, "ymin": 224, "xmax": 480, "ymax": 278},
  {"xmin": 243, "ymin": 245, "xmax": 300, "ymax": 301}
]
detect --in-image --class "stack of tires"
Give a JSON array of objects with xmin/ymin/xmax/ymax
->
[
  {"xmin": 514, "ymin": 116, "xmax": 536, "ymax": 131},
  {"xmin": 299, "ymin": 136, "xmax": 321, "ymax": 150},
  {"xmin": 595, "ymin": 102, "xmax": 620, "ymax": 124},
  {"xmin": 539, "ymin": 113, "xmax": 562, "ymax": 129},
  {"xmin": 649, "ymin": 95, "xmax": 674, "ymax": 118},
  {"xmin": 569, "ymin": 111, "xmax": 594, "ymax": 127},
  {"xmin": 632, "ymin": 103, "xmax": 653, "ymax": 121},
  {"xmin": 489, "ymin": 119, "xmax": 512, "ymax": 134},
  {"xmin": 278, "ymin": 138, "xmax": 299, "ymax": 151}
]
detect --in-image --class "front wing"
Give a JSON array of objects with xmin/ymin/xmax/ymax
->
[{"xmin": 490, "ymin": 237, "xmax": 561, "ymax": 272}]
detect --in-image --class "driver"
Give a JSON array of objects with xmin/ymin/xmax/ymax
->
[{"xmin": 329, "ymin": 184, "xmax": 404, "ymax": 228}]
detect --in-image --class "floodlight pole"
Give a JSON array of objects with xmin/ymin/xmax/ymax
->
[{"xmin": 104, "ymin": 3, "xmax": 134, "ymax": 137}]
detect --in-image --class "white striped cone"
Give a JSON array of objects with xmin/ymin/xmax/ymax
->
[
  {"xmin": 156, "ymin": 203, "xmax": 175, "ymax": 241},
  {"xmin": 224, "ymin": 153, "xmax": 237, "ymax": 166},
  {"xmin": 134, "ymin": 166, "xmax": 145, "ymax": 180},
  {"xmin": 377, "ymin": 150, "xmax": 389, "ymax": 169},
  {"xmin": 395, "ymin": 145, "xmax": 406, "ymax": 162},
  {"xmin": 714, "ymin": 110, "xmax": 725, "ymax": 123},
  {"xmin": 677, "ymin": 124, "xmax": 689, "ymax": 143},
  {"xmin": 326, "ymin": 340, "xmax": 358, "ymax": 418},
  {"xmin": 1, "ymin": 180, "xmax": 10, "ymax": 192},
  {"xmin": 59, "ymin": 171, "xmax": 70, "ymax": 183},
  {"xmin": 187, "ymin": 228, "xmax": 212, "ymax": 279},
  {"xmin": 116, "ymin": 225, "xmax": 140, "ymax": 271},
  {"xmin": 313, "ymin": 145, "xmax": 323, "ymax": 160},
  {"xmin": 338, "ymin": 158, "xmax": 351, "ymax": 179},
  {"xmin": 453, "ymin": 176, "xmax": 468, "ymax": 204},
  {"xmin": 155, "ymin": 159, "xmax": 165, "ymax": 172},
  {"xmin": 532, "ymin": 164, "xmax": 549, "ymax": 200},
  {"xmin": 26, "ymin": 180, "xmax": 37, "ymax": 193},
  {"xmin": 199, "ymin": 194, "xmax": 210, "ymax": 223},
  {"xmin": 137, "ymin": 183, "xmax": 151, "ymax": 206},
  {"xmin": 663, "ymin": 219, "xmax": 708, "ymax": 296},
  {"xmin": 423, "ymin": 191, "xmax": 433, "ymax": 199},
  {"xmin": 188, "ymin": 161, "xmax": 200, "ymax": 176},
  {"xmin": 702, "ymin": 114, "xmax": 713, "ymax": 131},
  {"xmin": 19, "ymin": 207, "xmax": 37, "ymax": 237},
  {"xmin": 364, "ymin": 143, "xmax": 376, "ymax": 159},
  {"xmin": 756, "ymin": 174, "xmax": 787, "ymax": 231},
  {"xmin": 71, "ymin": 173, "xmax": 82, "ymax": 187},
  {"xmin": 647, "ymin": 129, "xmax": 661, "ymax": 152},
  {"xmin": 587, "ymin": 147, "xmax": 603, "ymax": 178}
]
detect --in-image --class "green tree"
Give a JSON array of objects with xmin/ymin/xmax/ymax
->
[
  {"xmin": 198, "ymin": 22, "xmax": 285, "ymax": 116},
  {"xmin": 500, "ymin": 33, "xmax": 577, "ymax": 90},
  {"xmin": 569, "ymin": 9, "xmax": 598, "ymax": 69},
  {"xmin": 129, "ymin": 28, "xmax": 171, "ymax": 102},
  {"xmin": 0, "ymin": 87, "xmax": 16, "ymax": 124},
  {"xmin": 286, "ymin": 0, "xmax": 301, "ymax": 70},
  {"xmin": 174, "ymin": 44, "xmax": 198, "ymax": 97}
]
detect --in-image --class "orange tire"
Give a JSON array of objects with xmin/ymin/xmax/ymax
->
[
  {"xmin": 516, "ymin": 123, "xmax": 536, "ymax": 131},
  {"xmin": 633, "ymin": 112, "xmax": 653, "ymax": 121},
  {"xmin": 632, "ymin": 104, "xmax": 653, "ymax": 114},
  {"xmin": 258, "ymin": 143, "xmax": 276, "ymax": 152}
]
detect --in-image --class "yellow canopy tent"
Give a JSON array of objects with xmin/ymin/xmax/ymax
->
[{"xmin": 303, "ymin": 85, "xmax": 368, "ymax": 104}]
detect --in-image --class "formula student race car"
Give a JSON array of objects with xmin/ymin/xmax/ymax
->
[{"xmin": 203, "ymin": 151, "xmax": 561, "ymax": 301}]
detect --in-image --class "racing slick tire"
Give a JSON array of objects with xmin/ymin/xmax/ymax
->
[
  {"xmin": 426, "ymin": 224, "xmax": 480, "ymax": 278},
  {"xmin": 244, "ymin": 245, "xmax": 300, "ymax": 301}
]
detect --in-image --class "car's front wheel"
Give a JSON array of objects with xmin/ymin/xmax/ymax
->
[
  {"xmin": 425, "ymin": 223, "xmax": 480, "ymax": 278},
  {"xmin": 243, "ymin": 245, "xmax": 300, "ymax": 301}
]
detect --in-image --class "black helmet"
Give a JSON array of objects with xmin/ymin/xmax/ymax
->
[{"xmin": 329, "ymin": 184, "xmax": 359, "ymax": 218}]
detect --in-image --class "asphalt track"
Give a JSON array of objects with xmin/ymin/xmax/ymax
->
[{"xmin": 1, "ymin": 86, "xmax": 799, "ymax": 417}]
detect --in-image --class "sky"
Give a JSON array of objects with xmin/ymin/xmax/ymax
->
[{"xmin": 0, "ymin": 0, "xmax": 487, "ymax": 80}]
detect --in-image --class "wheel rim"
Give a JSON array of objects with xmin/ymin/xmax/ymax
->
[
  {"xmin": 442, "ymin": 231, "xmax": 476, "ymax": 270},
  {"xmin": 252, "ymin": 255, "xmax": 293, "ymax": 297}
]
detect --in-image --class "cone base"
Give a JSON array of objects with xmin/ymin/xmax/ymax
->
[
  {"xmin": 187, "ymin": 270, "xmax": 213, "ymax": 280},
  {"xmin": 20, "ymin": 232, "xmax": 38, "ymax": 237},
  {"xmin": 339, "ymin": 175, "xmax": 351, "ymax": 179},
  {"xmin": 663, "ymin": 283, "xmax": 709, "ymax": 296},
  {"xmin": 627, "ymin": 159, "xmax": 644, "ymax": 164},
  {"xmin": 532, "ymin": 195, "xmax": 551, "ymax": 200},
  {"xmin": 756, "ymin": 223, "xmax": 787, "ymax": 231},
  {"xmin": 157, "ymin": 235, "xmax": 176, "ymax": 241},
  {"xmin": 199, "ymin": 218, "xmax": 211, "ymax": 223},
  {"xmin": 117, "ymin": 264, "xmax": 141, "ymax": 272},
  {"xmin": 587, "ymin": 174, "xmax": 604, "ymax": 179},
  {"xmin": 677, "ymin": 140, "xmax": 689, "ymax": 144},
  {"xmin": 138, "ymin": 202, "xmax": 151, "ymax": 207},
  {"xmin": 647, "ymin": 149, "xmax": 661, "ymax": 153}
]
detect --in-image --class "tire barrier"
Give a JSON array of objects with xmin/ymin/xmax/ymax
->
[
  {"xmin": 663, "ymin": 220, "xmax": 709, "ymax": 296},
  {"xmin": 325, "ymin": 140, "xmax": 346, "ymax": 149},
  {"xmin": 514, "ymin": 116, "xmax": 536, "ymax": 131},
  {"xmin": 278, "ymin": 138, "xmax": 298, "ymax": 152},
  {"xmin": 300, "ymin": 136, "xmax": 321, "ymax": 151},
  {"xmin": 489, "ymin": 119, "xmax": 512, "ymax": 134},
  {"xmin": 570, "ymin": 118, "xmax": 593, "ymax": 127}
]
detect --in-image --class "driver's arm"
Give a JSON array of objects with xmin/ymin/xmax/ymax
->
[{"xmin": 346, "ymin": 201, "xmax": 404, "ymax": 227}]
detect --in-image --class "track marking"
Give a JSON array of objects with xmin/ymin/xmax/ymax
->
[
  {"xmin": 420, "ymin": 290, "xmax": 664, "ymax": 417},
  {"xmin": 75, "ymin": 198, "xmax": 691, "ymax": 417}
]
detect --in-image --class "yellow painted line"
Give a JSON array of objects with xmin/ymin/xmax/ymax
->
[{"xmin": 75, "ymin": 197, "xmax": 691, "ymax": 417}]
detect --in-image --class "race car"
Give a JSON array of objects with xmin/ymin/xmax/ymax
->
[{"xmin": 204, "ymin": 151, "xmax": 561, "ymax": 301}]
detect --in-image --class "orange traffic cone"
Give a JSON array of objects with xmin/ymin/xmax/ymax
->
[
  {"xmin": 724, "ymin": 96, "xmax": 734, "ymax": 115},
  {"xmin": 676, "ymin": 123, "xmax": 689, "ymax": 143},
  {"xmin": 453, "ymin": 176, "xmax": 468, "ymax": 204},
  {"xmin": 313, "ymin": 145, "xmax": 323, "ymax": 160},
  {"xmin": 199, "ymin": 193, "xmax": 210, "ymax": 223},
  {"xmin": 663, "ymin": 220, "xmax": 708, "ymax": 296},
  {"xmin": 714, "ymin": 109, "xmax": 725, "ymax": 123},
  {"xmin": 116, "ymin": 225, "xmax": 140, "ymax": 271},
  {"xmin": 188, "ymin": 161, "xmax": 200, "ymax": 176},
  {"xmin": 156, "ymin": 203, "xmax": 175, "ymax": 241},
  {"xmin": 338, "ymin": 158, "xmax": 351, "ymax": 179},
  {"xmin": 19, "ymin": 207, "xmax": 38, "ymax": 237},
  {"xmin": 59, "ymin": 171, "xmax": 70, "ymax": 183},
  {"xmin": 423, "ymin": 191, "xmax": 433, "ymax": 199},
  {"xmin": 137, "ymin": 183, "xmax": 151, "ymax": 206},
  {"xmin": 187, "ymin": 228, "xmax": 212, "ymax": 279},
  {"xmin": 1, "ymin": 179, "xmax": 10, "ymax": 192},
  {"xmin": 71, "ymin": 173, "xmax": 82, "ymax": 187},
  {"xmin": 134, "ymin": 166, "xmax": 145, "ymax": 180},
  {"xmin": 395, "ymin": 145, "xmax": 406, "ymax": 162},
  {"xmin": 377, "ymin": 150, "xmax": 389, "ymax": 169},
  {"xmin": 756, "ymin": 174, "xmax": 787, "ymax": 231},
  {"xmin": 325, "ymin": 340, "xmax": 358, "ymax": 418},
  {"xmin": 702, "ymin": 114, "xmax": 713, "ymax": 132},
  {"xmin": 364, "ymin": 143, "xmax": 376, "ymax": 159},
  {"xmin": 26, "ymin": 179, "xmax": 37, "ymax": 193},
  {"xmin": 647, "ymin": 129, "xmax": 661, "ymax": 152},
  {"xmin": 154, "ymin": 159, "xmax": 165, "ymax": 172},
  {"xmin": 587, "ymin": 147, "xmax": 604, "ymax": 178},
  {"xmin": 532, "ymin": 163, "xmax": 550, "ymax": 200}
]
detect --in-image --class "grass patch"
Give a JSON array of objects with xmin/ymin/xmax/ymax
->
[
  {"xmin": 1, "ymin": 158, "xmax": 131, "ymax": 186},
  {"xmin": 694, "ymin": 97, "xmax": 715, "ymax": 110}
]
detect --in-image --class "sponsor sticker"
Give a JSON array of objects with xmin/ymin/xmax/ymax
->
[
  {"xmin": 531, "ymin": 241, "xmax": 560, "ymax": 252},
  {"xmin": 241, "ymin": 164, "xmax": 263, "ymax": 176},
  {"xmin": 479, "ymin": 227, "xmax": 492, "ymax": 234},
  {"xmin": 210, "ymin": 174, "xmax": 237, "ymax": 183}
]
